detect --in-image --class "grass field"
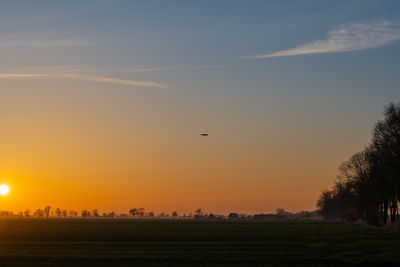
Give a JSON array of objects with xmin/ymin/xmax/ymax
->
[{"xmin": 1, "ymin": 219, "xmax": 399, "ymax": 266}]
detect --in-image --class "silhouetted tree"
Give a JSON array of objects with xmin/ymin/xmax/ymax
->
[
  {"xmin": 92, "ymin": 209, "xmax": 99, "ymax": 217},
  {"xmin": 34, "ymin": 209, "xmax": 45, "ymax": 217},
  {"xmin": 55, "ymin": 208, "xmax": 62, "ymax": 217},
  {"xmin": 138, "ymin": 207, "xmax": 145, "ymax": 217},
  {"xmin": 44, "ymin": 206, "xmax": 51, "ymax": 218},
  {"xmin": 370, "ymin": 102, "xmax": 400, "ymax": 223},
  {"xmin": 129, "ymin": 208, "xmax": 138, "ymax": 217},
  {"xmin": 81, "ymin": 210, "xmax": 91, "ymax": 217},
  {"xmin": 318, "ymin": 102, "xmax": 400, "ymax": 226},
  {"xmin": 194, "ymin": 208, "xmax": 203, "ymax": 218},
  {"xmin": 172, "ymin": 211, "xmax": 178, "ymax": 217},
  {"xmin": 68, "ymin": 210, "xmax": 77, "ymax": 217}
]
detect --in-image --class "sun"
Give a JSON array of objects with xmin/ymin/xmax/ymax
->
[{"xmin": 0, "ymin": 184, "xmax": 9, "ymax": 196}]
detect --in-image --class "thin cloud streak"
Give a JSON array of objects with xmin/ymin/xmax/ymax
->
[
  {"xmin": 0, "ymin": 64, "xmax": 227, "ymax": 88},
  {"xmin": 0, "ymin": 73, "xmax": 167, "ymax": 88},
  {"xmin": 60, "ymin": 74, "xmax": 167, "ymax": 88},
  {"xmin": 125, "ymin": 65, "xmax": 230, "ymax": 73},
  {"xmin": 16, "ymin": 65, "xmax": 229, "ymax": 74},
  {"xmin": 243, "ymin": 21, "xmax": 400, "ymax": 59},
  {"xmin": 0, "ymin": 73, "xmax": 48, "ymax": 79},
  {"xmin": 0, "ymin": 39, "xmax": 94, "ymax": 48}
]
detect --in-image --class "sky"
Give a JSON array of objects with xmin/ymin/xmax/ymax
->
[{"xmin": 0, "ymin": 0, "xmax": 399, "ymax": 215}]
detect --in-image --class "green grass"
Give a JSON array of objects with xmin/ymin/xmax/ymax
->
[{"xmin": 0, "ymin": 219, "xmax": 399, "ymax": 266}]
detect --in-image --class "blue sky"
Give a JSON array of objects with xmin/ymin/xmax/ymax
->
[{"xmin": 1, "ymin": 0, "xmax": 400, "ymax": 213}]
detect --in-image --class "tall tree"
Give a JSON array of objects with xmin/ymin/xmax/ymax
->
[
  {"xmin": 370, "ymin": 102, "xmax": 400, "ymax": 223},
  {"xmin": 317, "ymin": 102, "xmax": 400, "ymax": 226}
]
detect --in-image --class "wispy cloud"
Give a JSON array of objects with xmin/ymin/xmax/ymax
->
[
  {"xmin": 0, "ymin": 73, "xmax": 48, "ymax": 79},
  {"xmin": 125, "ymin": 65, "xmax": 229, "ymax": 73},
  {"xmin": 17, "ymin": 65, "xmax": 228, "ymax": 74},
  {"xmin": 60, "ymin": 74, "xmax": 167, "ymax": 88},
  {"xmin": 0, "ymin": 64, "xmax": 227, "ymax": 88},
  {"xmin": 243, "ymin": 21, "xmax": 400, "ymax": 59},
  {"xmin": 0, "ymin": 72, "xmax": 167, "ymax": 88},
  {"xmin": 0, "ymin": 38, "xmax": 94, "ymax": 48}
]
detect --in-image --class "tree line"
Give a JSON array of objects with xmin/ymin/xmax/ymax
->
[
  {"xmin": 0, "ymin": 207, "xmax": 220, "ymax": 219},
  {"xmin": 0, "ymin": 206, "xmax": 191, "ymax": 219},
  {"xmin": 0, "ymin": 207, "xmax": 320, "ymax": 220},
  {"xmin": 317, "ymin": 102, "xmax": 400, "ymax": 226}
]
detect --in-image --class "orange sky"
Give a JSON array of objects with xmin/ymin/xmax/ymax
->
[
  {"xmin": 1, "ymin": 1, "xmax": 396, "ymax": 215},
  {"xmin": 0, "ymin": 81, "xmax": 373, "ymax": 215}
]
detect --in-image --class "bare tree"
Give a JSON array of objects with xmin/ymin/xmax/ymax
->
[
  {"xmin": 55, "ymin": 208, "xmax": 62, "ymax": 217},
  {"xmin": 129, "ymin": 208, "xmax": 138, "ymax": 217},
  {"xmin": 34, "ymin": 209, "xmax": 45, "ymax": 217},
  {"xmin": 92, "ymin": 209, "xmax": 99, "ymax": 217},
  {"xmin": 81, "ymin": 210, "xmax": 91, "ymax": 217},
  {"xmin": 44, "ymin": 206, "xmax": 51, "ymax": 218},
  {"xmin": 68, "ymin": 210, "xmax": 77, "ymax": 217},
  {"xmin": 317, "ymin": 102, "xmax": 400, "ymax": 226},
  {"xmin": 194, "ymin": 208, "xmax": 203, "ymax": 218},
  {"xmin": 138, "ymin": 207, "xmax": 145, "ymax": 217}
]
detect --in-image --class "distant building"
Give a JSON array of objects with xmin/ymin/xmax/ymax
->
[
  {"xmin": 253, "ymin": 214, "xmax": 276, "ymax": 220},
  {"xmin": 228, "ymin": 213, "xmax": 239, "ymax": 220},
  {"xmin": 208, "ymin": 213, "xmax": 216, "ymax": 219},
  {"xmin": 239, "ymin": 214, "xmax": 248, "ymax": 220},
  {"xmin": 294, "ymin": 210, "xmax": 322, "ymax": 220}
]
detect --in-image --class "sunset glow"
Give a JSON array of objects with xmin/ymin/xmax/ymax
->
[
  {"xmin": 0, "ymin": 184, "xmax": 9, "ymax": 196},
  {"xmin": 0, "ymin": 1, "xmax": 399, "ymax": 216},
  {"xmin": 1, "ymin": 2, "xmax": 399, "ymax": 266}
]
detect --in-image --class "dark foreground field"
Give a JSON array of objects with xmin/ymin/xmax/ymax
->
[{"xmin": 1, "ymin": 219, "xmax": 399, "ymax": 266}]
